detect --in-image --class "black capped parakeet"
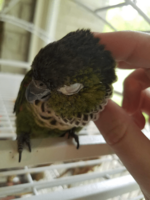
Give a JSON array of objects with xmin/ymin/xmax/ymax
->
[{"xmin": 14, "ymin": 30, "xmax": 117, "ymax": 162}]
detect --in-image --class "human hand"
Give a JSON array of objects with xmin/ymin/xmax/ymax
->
[{"xmin": 94, "ymin": 31, "xmax": 150, "ymax": 200}]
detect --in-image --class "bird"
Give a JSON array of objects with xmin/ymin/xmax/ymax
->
[{"xmin": 14, "ymin": 29, "xmax": 117, "ymax": 162}]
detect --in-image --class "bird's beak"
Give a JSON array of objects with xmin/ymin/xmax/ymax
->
[{"xmin": 25, "ymin": 81, "xmax": 50, "ymax": 103}]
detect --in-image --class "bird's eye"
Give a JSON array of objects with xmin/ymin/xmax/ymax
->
[
  {"xmin": 33, "ymin": 79, "xmax": 47, "ymax": 90},
  {"xmin": 57, "ymin": 83, "xmax": 84, "ymax": 95}
]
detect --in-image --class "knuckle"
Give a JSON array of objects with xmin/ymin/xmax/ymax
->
[{"xmin": 103, "ymin": 118, "xmax": 132, "ymax": 146}]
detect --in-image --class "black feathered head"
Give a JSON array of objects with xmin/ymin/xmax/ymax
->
[{"xmin": 26, "ymin": 30, "xmax": 117, "ymax": 120}]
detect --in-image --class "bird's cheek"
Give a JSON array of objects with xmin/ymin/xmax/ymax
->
[{"xmin": 25, "ymin": 82, "xmax": 51, "ymax": 103}]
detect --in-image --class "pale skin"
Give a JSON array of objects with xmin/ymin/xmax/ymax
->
[{"xmin": 94, "ymin": 31, "xmax": 150, "ymax": 199}]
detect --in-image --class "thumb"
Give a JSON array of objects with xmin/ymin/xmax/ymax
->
[
  {"xmin": 95, "ymin": 100, "xmax": 150, "ymax": 197},
  {"xmin": 95, "ymin": 100, "xmax": 133, "ymax": 145}
]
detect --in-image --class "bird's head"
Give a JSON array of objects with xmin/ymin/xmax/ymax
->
[{"xmin": 26, "ymin": 30, "xmax": 117, "ymax": 120}]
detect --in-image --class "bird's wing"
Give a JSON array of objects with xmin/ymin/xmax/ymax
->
[{"xmin": 14, "ymin": 69, "xmax": 32, "ymax": 114}]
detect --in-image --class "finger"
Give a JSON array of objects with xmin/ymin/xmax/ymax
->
[
  {"xmin": 95, "ymin": 100, "xmax": 150, "ymax": 195},
  {"xmin": 130, "ymin": 90, "xmax": 150, "ymax": 128},
  {"xmin": 122, "ymin": 68, "xmax": 150, "ymax": 113},
  {"xmin": 131, "ymin": 110, "xmax": 145, "ymax": 130},
  {"xmin": 139, "ymin": 90, "xmax": 150, "ymax": 116},
  {"xmin": 93, "ymin": 31, "xmax": 150, "ymax": 68},
  {"xmin": 127, "ymin": 90, "xmax": 150, "ymax": 123},
  {"xmin": 118, "ymin": 61, "xmax": 148, "ymax": 69}
]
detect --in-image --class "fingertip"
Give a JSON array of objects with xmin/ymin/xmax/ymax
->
[
  {"xmin": 95, "ymin": 100, "xmax": 132, "ymax": 145},
  {"xmin": 122, "ymin": 77, "xmax": 141, "ymax": 114},
  {"xmin": 131, "ymin": 111, "xmax": 146, "ymax": 130}
]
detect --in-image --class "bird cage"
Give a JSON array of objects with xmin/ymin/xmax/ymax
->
[{"xmin": 0, "ymin": 0, "xmax": 149, "ymax": 199}]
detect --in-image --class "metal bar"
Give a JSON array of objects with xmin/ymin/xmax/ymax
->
[
  {"xmin": 25, "ymin": 166, "xmax": 38, "ymax": 196},
  {"xmin": 72, "ymin": 0, "xmax": 117, "ymax": 31},
  {"xmin": 0, "ymin": 167, "xmax": 127, "ymax": 196},
  {"xmin": 15, "ymin": 175, "xmax": 139, "ymax": 200},
  {"xmin": 0, "ymin": 157, "xmax": 116, "ymax": 177},
  {"xmin": 0, "ymin": 59, "xmax": 30, "ymax": 69},
  {"xmin": 0, "ymin": 121, "xmax": 15, "ymax": 125},
  {"xmin": 0, "ymin": 133, "xmax": 16, "ymax": 138},
  {"xmin": 0, "ymin": 96, "xmax": 15, "ymax": 135},
  {"xmin": 45, "ymin": 0, "xmax": 60, "ymax": 43},
  {"xmin": 0, "ymin": 127, "xmax": 14, "ymax": 130},
  {"xmin": 129, "ymin": 194, "xmax": 144, "ymax": 200},
  {"xmin": 1, "ymin": 0, "xmax": 21, "ymax": 14},
  {"xmin": 114, "ymin": 90, "xmax": 122, "ymax": 96},
  {"xmin": 0, "ymin": 14, "xmax": 51, "ymax": 43},
  {"xmin": 126, "ymin": 0, "xmax": 150, "ymax": 25},
  {"xmin": 28, "ymin": 0, "xmax": 49, "ymax": 63},
  {"xmin": 1, "ymin": 112, "xmax": 15, "ymax": 115},
  {"xmin": 94, "ymin": 2, "xmax": 127, "ymax": 12},
  {"xmin": 0, "ymin": 116, "xmax": 15, "ymax": 120},
  {"xmin": 0, "ymin": 135, "xmax": 114, "ymax": 169}
]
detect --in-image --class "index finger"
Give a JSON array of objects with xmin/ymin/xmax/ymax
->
[{"xmin": 94, "ymin": 31, "xmax": 150, "ymax": 68}]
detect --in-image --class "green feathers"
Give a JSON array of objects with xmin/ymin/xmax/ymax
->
[
  {"xmin": 14, "ymin": 70, "xmax": 32, "ymax": 114},
  {"xmin": 47, "ymin": 83, "xmax": 106, "ymax": 119}
]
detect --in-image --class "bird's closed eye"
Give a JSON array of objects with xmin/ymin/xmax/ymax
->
[{"xmin": 57, "ymin": 83, "xmax": 84, "ymax": 95}]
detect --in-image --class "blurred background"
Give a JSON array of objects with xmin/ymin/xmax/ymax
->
[{"xmin": 0, "ymin": 0, "xmax": 150, "ymax": 199}]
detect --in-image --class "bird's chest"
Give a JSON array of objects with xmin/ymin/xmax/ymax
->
[
  {"xmin": 28, "ymin": 98, "xmax": 102, "ymax": 131},
  {"xmin": 29, "ymin": 100, "xmax": 74, "ymax": 131}
]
